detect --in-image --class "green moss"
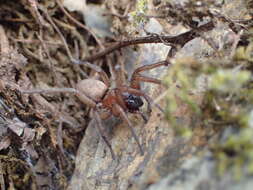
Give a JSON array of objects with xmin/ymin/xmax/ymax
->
[
  {"xmin": 233, "ymin": 43, "xmax": 253, "ymax": 61},
  {"xmin": 209, "ymin": 69, "xmax": 251, "ymax": 93},
  {"xmin": 163, "ymin": 58, "xmax": 202, "ymax": 137},
  {"xmin": 214, "ymin": 127, "xmax": 253, "ymax": 180},
  {"xmin": 163, "ymin": 36, "xmax": 253, "ymax": 178},
  {"xmin": 209, "ymin": 40, "xmax": 253, "ymax": 179}
]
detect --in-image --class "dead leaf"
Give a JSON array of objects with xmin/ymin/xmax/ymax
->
[
  {"xmin": 0, "ymin": 136, "xmax": 11, "ymax": 150},
  {"xmin": 7, "ymin": 117, "xmax": 35, "ymax": 142}
]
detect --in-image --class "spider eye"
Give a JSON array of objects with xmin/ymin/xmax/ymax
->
[{"xmin": 124, "ymin": 94, "xmax": 143, "ymax": 111}]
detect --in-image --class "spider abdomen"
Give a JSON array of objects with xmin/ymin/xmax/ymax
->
[{"xmin": 76, "ymin": 79, "xmax": 107, "ymax": 102}]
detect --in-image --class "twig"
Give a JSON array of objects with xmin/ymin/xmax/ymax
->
[
  {"xmin": 36, "ymin": 32, "xmax": 59, "ymax": 86},
  {"xmin": 0, "ymin": 18, "xmax": 33, "ymax": 23},
  {"xmin": 198, "ymin": 33, "xmax": 220, "ymax": 56},
  {"xmin": 0, "ymin": 25, "xmax": 10, "ymax": 54},
  {"xmin": 209, "ymin": 9, "xmax": 249, "ymax": 33},
  {"xmin": 12, "ymin": 38, "xmax": 62, "ymax": 45},
  {"xmin": 27, "ymin": 0, "xmax": 49, "ymax": 27},
  {"xmin": 39, "ymin": 6, "xmax": 74, "ymax": 60},
  {"xmin": 230, "ymin": 30, "xmax": 244, "ymax": 57},
  {"xmin": 20, "ymin": 88, "xmax": 78, "ymax": 94},
  {"xmin": 82, "ymin": 21, "xmax": 215, "ymax": 62},
  {"xmin": 55, "ymin": 0, "xmax": 104, "ymax": 49},
  {"xmin": 107, "ymin": 2, "xmax": 131, "ymax": 19},
  {"xmin": 0, "ymin": 161, "xmax": 5, "ymax": 190}
]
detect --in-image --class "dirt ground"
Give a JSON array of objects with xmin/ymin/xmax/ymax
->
[{"xmin": 0, "ymin": 0, "xmax": 252, "ymax": 190}]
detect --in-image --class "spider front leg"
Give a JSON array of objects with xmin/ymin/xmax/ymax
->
[
  {"xmin": 72, "ymin": 59, "xmax": 110, "ymax": 87},
  {"xmin": 130, "ymin": 60, "xmax": 170, "ymax": 89}
]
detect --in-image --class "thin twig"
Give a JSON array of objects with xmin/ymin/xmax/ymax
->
[
  {"xmin": 0, "ymin": 161, "xmax": 5, "ymax": 190},
  {"xmin": 230, "ymin": 30, "xmax": 244, "ymax": 57},
  {"xmin": 12, "ymin": 38, "xmax": 61, "ymax": 45},
  {"xmin": 55, "ymin": 0, "xmax": 104, "ymax": 49},
  {"xmin": 0, "ymin": 25, "xmax": 10, "ymax": 54},
  {"xmin": 27, "ymin": 0, "xmax": 49, "ymax": 27},
  {"xmin": 210, "ymin": 9, "xmax": 249, "ymax": 33},
  {"xmin": 82, "ymin": 21, "xmax": 215, "ymax": 62},
  {"xmin": 39, "ymin": 6, "xmax": 74, "ymax": 60},
  {"xmin": 199, "ymin": 33, "xmax": 220, "ymax": 56},
  {"xmin": 36, "ymin": 32, "xmax": 59, "ymax": 86},
  {"xmin": 107, "ymin": 2, "xmax": 131, "ymax": 19},
  {"xmin": 0, "ymin": 18, "xmax": 33, "ymax": 23},
  {"xmin": 20, "ymin": 88, "xmax": 78, "ymax": 94}
]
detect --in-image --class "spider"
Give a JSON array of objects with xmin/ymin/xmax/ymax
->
[{"xmin": 21, "ymin": 59, "xmax": 169, "ymax": 159}]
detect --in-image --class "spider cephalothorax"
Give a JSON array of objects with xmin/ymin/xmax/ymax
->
[{"xmin": 22, "ymin": 59, "xmax": 169, "ymax": 159}]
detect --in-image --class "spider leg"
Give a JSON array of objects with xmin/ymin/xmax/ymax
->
[
  {"xmin": 20, "ymin": 87, "xmax": 97, "ymax": 108},
  {"xmin": 135, "ymin": 110, "xmax": 148, "ymax": 123},
  {"xmin": 72, "ymin": 59, "xmax": 110, "ymax": 87},
  {"xmin": 113, "ymin": 104, "xmax": 144, "ymax": 155},
  {"xmin": 132, "ymin": 60, "xmax": 170, "ymax": 75},
  {"xmin": 131, "ymin": 74, "xmax": 162, "ymax": 89},
  {"xmin": 130, "ymin": 60, "xmax": 170, "ymax": 89},
  {"xmin": 93, "ymin": 109, "xmax": 116, "ymax": 160},
  {"xmin": 20, "ymin": 87, "xmax": 78, "ymax": 94}
]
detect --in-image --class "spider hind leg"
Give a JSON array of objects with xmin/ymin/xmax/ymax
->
[{"xmin": 93, "ymin": 109, "xmax": 116, "ymax": 160}]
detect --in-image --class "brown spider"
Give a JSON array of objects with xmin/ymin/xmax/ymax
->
[{"xmin": 21, "ymin": 59, "xmax": 169, "ymax": 159}]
